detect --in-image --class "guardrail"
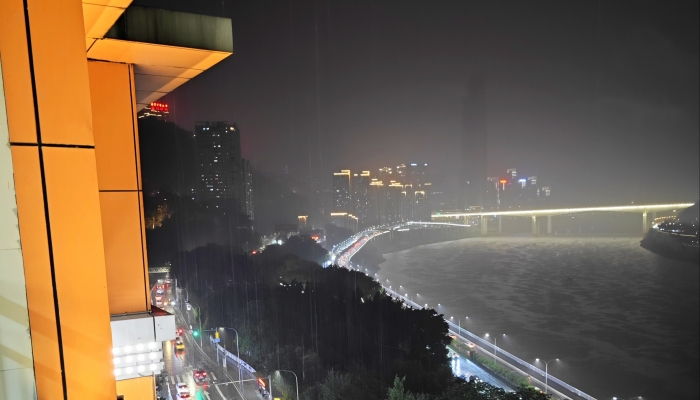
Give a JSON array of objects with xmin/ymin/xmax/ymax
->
[
  {"xmin": 209, "ymin": 336, "xmax": 257, "ymax": 374},
  {"xmin": 383, "ymin": 286, "xmax": 596, "ymax": 400}
]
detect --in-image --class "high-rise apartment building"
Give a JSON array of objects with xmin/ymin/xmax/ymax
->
[
  {"xmin": 414, "ymin": 183, "xmax": 432, "ymax": 221},
  {"xmin": 195, "ymin": 121, "xmax": 242, "ymax": 203},
  {"xmin": 332, "ymin": 170, "xmax": 352, "ymax": 213},
  {"xmin": 368, "ymin": 180, "xmax": 385, "ymax": 225},
  {"xmin": 400, "ymin": 183, "xmax": 414, "ymax": 220},
  {"xmin": 386, "ymin": 182, "xmax": 404, "ymax": 222},
  {"xmin": 353, "ymin": 171, "xmax": 371, "ymax": 227},
  {"xmin": 0, "ymin": 3, "xmax": 232, "ymax": 399},
  {"xmin": 330, "ymin": 212, "xmax": 358, "ymax": 232},
  {"xmin": 483, "ymin": 170, "xmax": 551, "ymax": 210},
  {"xmin": 378, "ymin": 166, "xmax": 393, "ymax": 182},
  {"xmin": 397, "ymin": 163, "xmax": 428, "ymax": 185},
  {"xmin": 242, "ymin": 158, "xmax": 254, "ymax": 223}
]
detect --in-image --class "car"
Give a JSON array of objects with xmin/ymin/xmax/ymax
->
[
  {"xmin": 186, "ymin": 303, "xmax": 192, "ymax": 311},
  {"xmin": 193, "ymin": 368, "xmax": 207, "ymax": 382},
  {"xmin": 465, "ymin": 341, "xmax": 475, "ymax": 349},
  {"xmin": 468, "ymin": 375, "xmax": 481, "ymax": 383},
  {"xmin": 175, "ymin": 337, "xmax": 185, "ymax": 350},
  {"xmin": 156, "ymin": 288, "xmax": 164, "ymax": 295},
  {"xmin": 175, "ymin": 383, "xmax": 190, "ymax": 398}
]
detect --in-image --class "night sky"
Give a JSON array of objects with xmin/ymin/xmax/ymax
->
[{"xmin": 138, "ymin": 0, "xmax": 699, "ymax": 205}]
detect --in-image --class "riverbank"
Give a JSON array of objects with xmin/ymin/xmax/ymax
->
[
  {"xmin": 640, "ymin": 227, "xmax": 699, "ymax": 263},
  {"xmin": 351, "ymin": 227, "xmax": 476, "ymax": 275}
]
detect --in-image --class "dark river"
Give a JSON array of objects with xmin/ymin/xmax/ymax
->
[{"xmin": 377, "ymin": 236, "xmax": 699, "ymax": 400}]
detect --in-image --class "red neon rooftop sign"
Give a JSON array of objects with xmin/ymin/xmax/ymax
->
[{"xmin": 150, "ymin": 102, "xmax": 169, "ymax": 112}]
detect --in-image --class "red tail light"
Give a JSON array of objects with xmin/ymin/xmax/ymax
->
[{"xmin": 203, "ymin": 372, "xmax": 207, "ymax": 376}]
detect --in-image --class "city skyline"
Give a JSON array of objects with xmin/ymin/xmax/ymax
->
[{"xmin": 150, "ymin": 0, "xmax": 698, "ymax": 206}]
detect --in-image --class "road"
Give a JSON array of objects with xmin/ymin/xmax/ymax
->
[
  {"xmin": 449, "ymin": 352, "xmax": 512, "ymax": 390},
  {"xmin": 152, "ymin": 281, "xmax": 265, "ymax": 400}
]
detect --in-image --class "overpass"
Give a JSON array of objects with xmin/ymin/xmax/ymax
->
[{"xmin": 432, "ymin": 203, "xmax": 694, "ymax": 235}]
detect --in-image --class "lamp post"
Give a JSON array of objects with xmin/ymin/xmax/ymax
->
[
  {"xmin": 484, "ymin": 333, "xmax": 505, "ymax": 361},
  {"xmin": 535, "ymin": 358, "xmax": 559, "ymax": 394},
  {"xmin": 218, "ymin": 327, "xmax": 241, "ymax": 391},
  {"xmin": 275, "ymin": 369, "xmax": 299, "ymax": 400}
]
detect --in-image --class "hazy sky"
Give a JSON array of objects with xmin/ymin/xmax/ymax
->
[{"xmin": 140, "ymin": 0, "xmax": 699, "ymax": 205}]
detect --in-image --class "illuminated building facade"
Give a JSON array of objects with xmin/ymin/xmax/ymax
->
[
  {"xmin": 0, "ymin": 2, "xmax": 232, "ymax": 399},
  {"xmin": 396, "ymin": 162, "xmax": 428, "ymax": 186},
  {"xmin": 340, "ymin": 164, "xmax": 433, "ymax": 226},
  {"xmin": 330, "ymin": 212, "xmax": 358, "ymax": 232},
  {"xmin": 332, "ymin": 169, "xmax": 352, "ymax": 213},
  {"xmin": 484, "ymin": 169, "xmax": 552, "ymax": 210},
  {"xmin": 353, "ymin": 171, "xmax": 371, "ymax": 228},
  {"xmin": 298, "ymin": 215, "xmax": 308, "ymax": 231}
]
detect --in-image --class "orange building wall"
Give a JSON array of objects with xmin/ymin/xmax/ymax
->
[
  {"xmin": 0, "ymin": 0, "xmax": 37, "ymax": 143},
  {"xmin": 2, "ymin": 0, "xmax": 117, "ymax": 398},
  {"xmin": 88, "ymin": 61, "xmax": 151, "ymax": 315},
  {"xmin": 9, "ymin": 146, "xmax": 63, "ymax": 398},
  {"xmin": 116, "ymin": 376, "xmax": 156, "ymax": 400}
]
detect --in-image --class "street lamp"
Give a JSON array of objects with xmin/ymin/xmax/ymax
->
[
  {"xmin": 275, "ymin": 369, "xmax": 299, "ymax": 400},
  {"xmin": 484, "ymin": 333, "xmax": 505, "ymax": 361},
  {"xmin": 218, "ymin": 327, "xmax": 241, "ymax": 390},
  {"xmin": 535, "ymin": 358, "xmax": 559, "ymax": 394},
  {"xmin": 458, "ymin": 317, "xmax": 467, "ymax": 334}
]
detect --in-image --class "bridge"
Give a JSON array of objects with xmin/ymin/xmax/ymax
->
[{"xmin": 432, "ymin": 203, "xmax": 694, "ymax": 235}]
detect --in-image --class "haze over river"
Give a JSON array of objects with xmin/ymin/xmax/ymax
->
[{"xmin": 377, "ymin": 236, "xmax": 699, "ymax": 400}]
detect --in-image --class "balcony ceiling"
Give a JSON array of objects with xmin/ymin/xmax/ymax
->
[
  {"xmin": 83, "ymin": 0, "xmax": 132, "ymax": 51},
  {"xmin": 83, "ymin": 3, "xmax": 232, "ymax": 110}
]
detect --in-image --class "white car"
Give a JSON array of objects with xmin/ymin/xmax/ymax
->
[{"xmin": 175, "ymin": 383, "xmax": 190, "ymax": 398}]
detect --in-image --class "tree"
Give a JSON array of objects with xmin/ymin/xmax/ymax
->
[
  {"xmin": 387, "ymin": 376, "xmax": 411, "ymax": 400},
  {"xmin": 386, "ymin": 376, "xmax": 428, "ymax": 400},
  {"xmin": 319, "ymin": 369, "xmax": 352, "ymax": 400}
]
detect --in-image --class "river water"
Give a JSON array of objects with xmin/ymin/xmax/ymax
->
[{"xmin": 376, "ymin": 236, "xmax": 699, "ymax": 400}]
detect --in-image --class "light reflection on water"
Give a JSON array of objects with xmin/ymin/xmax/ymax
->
[{"xmin": 378, "ymin": 236, "xmax": 699, "ymax": 400}]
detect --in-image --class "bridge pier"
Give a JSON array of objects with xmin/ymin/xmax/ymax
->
[
  {"xmin": 481, "ymin": 215, "xmax": 488, "ymax": 235},
  {"xmin": 498, "ymin": 216, "xmax": 502, "ymax": 233},
  {"xmin": 547, "ymin": 215, "xmax": 552, "ymax": 235},
  {"xmin": 531, "ymin": 214, "xmax": 537, "ymax": 236}
]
